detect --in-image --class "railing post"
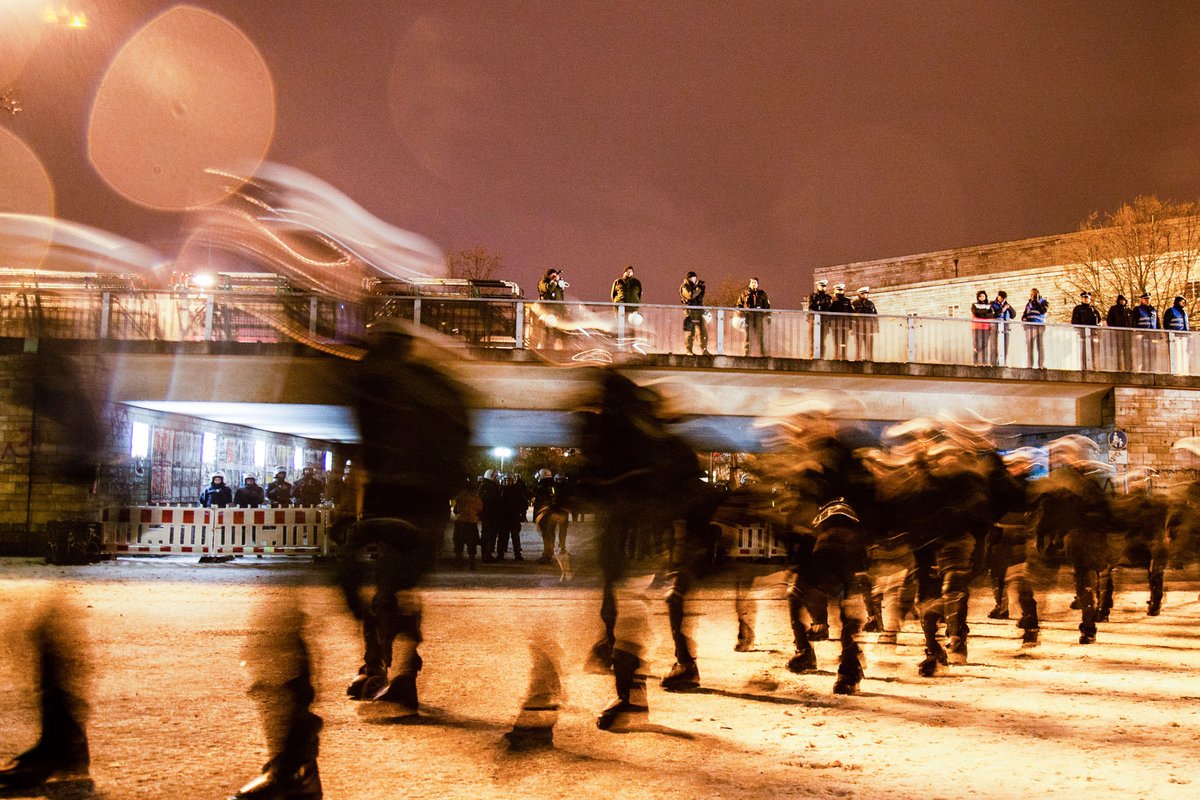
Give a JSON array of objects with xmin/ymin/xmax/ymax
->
[
  {"xmin": 412, "ymin": 297, "xmax": 422, "ymax": 326},
  {"xmin": 203, "ymin": 295, "xmax": 215, "ymax": 341},
  {"xmin": 998, "ymin": 321, "xmax": 1007, "ymax": 367},
  {"xmin": 100, "ymin": 292, "xmax": 111, "ymax": 338},
  {"xmin": 906, "ymin": 316, "xmax": 917, "ymax": 363},
  {"xmin": 514, "ymin": 301, "xmax": 525, "ymax": 349},
  {"xmin": 1168, "ymin": 333, "xmax": 1180, "ymax": 375},
  {"xmin": 616, "ymin": 304, "xmax": 626, "ymax": 348},
  {"xmin": 308, "ymin": 297, "xmax": 318, "ymax": 336},
  {"xmin": 716, "ymin": 309, "xmax": 725, "ymax": 355},
  {"xmin": 813, "ymin": 313, "xmax": 822, "ymax": 359}
]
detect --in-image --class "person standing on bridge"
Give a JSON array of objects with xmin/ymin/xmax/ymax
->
[
  {"xmin": 989, "ymin": 290, "xmax": 1015, "ymax": 366},
  {"xmin": 971, "ymin": 290, "xmax": 995, "ymax": 366},
  {"xmin": 851, "ymin": 286, "xmax": 877, "ymax": 360},
  {"xmin": 1071, "ymin": 291, "xmax": 1102, "ymax": 370},
  {"xmin": 809, "ymin": 279, "xmax": 832, "ymax": 358},
  {"xmin": 1164, "ymin": 295, "xmax": 1190, "ymax": 371},
  {"xmin": 1106, "ymin": 294, "xmax": 1134, "ymax": 371},
  {"xmin": 1134, "ymin": 292, "xmax": 1160, "ymax": 371},
  {"xmin": 737, "ymin": 277, "xmax": 771, "ymax": 357},
  {"xmin": 612, "ymin": 265, "xmax": 645, "ymax": 346},
  {"xmin": 1022, "ymin": 288, "xmax": 1049, "ymax": 368},
  {"xmin": 535, "ymin": 268, "xmax": 568, "ymax": 350},
  {"xmin": 680, "ymin": 271, "xmax": 709, "ymax": 355},
  {"xmin": 828, "ymin": 284, "xmax": 854, "ymax": 360}
]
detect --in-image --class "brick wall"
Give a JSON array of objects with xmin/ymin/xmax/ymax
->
[
  {"xmin": 1114, "ymin": 387, "xmax": 1200, "ymax": 482},
  {"xmin": 0, "ymin": 352, "xmax": 338, "ymax": 555}
]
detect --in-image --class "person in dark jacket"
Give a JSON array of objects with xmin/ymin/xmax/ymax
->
[
  {"xmin": 1021, "ymin": 288, "xmax": 1049, "ymax": 368},
  {"xmin": 339, "ymin": 321, "xmax": 472, "ymax": 716},
  {"xmin": 1134, "ymin": 293, "xmax": 1160, "ymax": 371},
  {"xmin": 970, "ymin": 290, "xmax": 994, "ymax": 366},
  {"xmin": 828, "ymin": 283, "xmax": 854, "ymax": 360},
  {"xmin": 1164, "ymin": 295, "xmax": 1191, "ymax": 372},
  {"xmin": 680, "ymin": 271, "xmax": 709, "ymax": 355},
  {"xmin": 533, "ymin": 469, "xmax": 569, "ymax": 564},
  {"xmin": 291, "ymin": 467, "xmax": 324, "ymax": 507},
  {"xmin": 1070, "ymin": 291, "xmax": 1102, "ymax": 370},
  {"xmin": 1106, "ymin": 294, "xmax": 1134, "ymax": 371},
  {"xmin": 989, "ymin": 290, "xmax": 1015, "ymax": 365},
  {"xmin": 500, "ymin": 474, "xmax": 530, "ymax": 561},
  {"xmin": 266, "ymin": 469, "xmax": 293, "ymax": 507},
  {"xmin": 809, "ymin": 279, "xmax": 833, "ymax": 359},
  {"xmin": 234, "ymin": 475, "xmax": 265, "ymax": 507},
  {"xmin": 199, "ymin": 473, "xmax": 233, "ymax": 508},
  {"xmin": 611, "ymin": 266, "xmax": 642, "ymax": 307},
  {"xmin": 736, "ymin": 277, "xmax": 771, "ymax": 357},
  {"xmin": 850, "ymin": 286, "xmax": 877, "ymax": 360},
  {"xmin": 478, "ymin": 469, "xmax": 505, "ymax": 562},
  {"xmin": 534, "ymin": 268, "xmax": 567, "ymax": 349}
]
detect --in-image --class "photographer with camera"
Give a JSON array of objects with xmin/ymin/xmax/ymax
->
[
  {"xmin": 534, "ymin": 268, "xmax": 569, "ymax": 349},
  {"xmin": 680, "ymin": 271, "xmax": 709, "ymax": 355}
]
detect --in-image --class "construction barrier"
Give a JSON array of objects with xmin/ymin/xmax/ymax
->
[
  {"xmin": 724, "ymin": 522, "xmax": 788, "ymax": 560},
  {"xmin": 99, "ymin": 506, "xmax": 331, "ymax": 558},
  {"xmin": 100, "ymin": 506, "xmax": 214, "ymax": 555},
  {"xmin": 211, "ymin": 507, "xmax": 331, "ymax": 557}
]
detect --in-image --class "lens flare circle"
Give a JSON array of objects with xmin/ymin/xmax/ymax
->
[
  {"xmin": 87, "ymin": 5, "xmax": 276, "ymax": 210},
  {"xmin": 0, "ymin": 128, "xmax": 54, "ymax": 217}
]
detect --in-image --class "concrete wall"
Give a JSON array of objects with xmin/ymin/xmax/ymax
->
[
  {"xmin": 864, "ymin": 266, "xmax": 1075, "ymax": 323},
  {"xmin": 0, "ymin": 351, "xmax": 336, "ymax": 555},
  {"xmin": 1114, "ymin": 387, "xmax": 1200, "ymax": 482}
]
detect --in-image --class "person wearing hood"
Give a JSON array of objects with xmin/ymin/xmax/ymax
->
[
  {"xmin": 1164, "ymin": 295, "xmax": 1191, "ymax": 372},
  {"xmin": 1106, "ymin": 294, "xmax": 1134, "ymax": 371},
  {"xmin": 1021, "ymin": 288, "xmax": 1049, "ymax": 369},
  {"xmin": 199, "ymin": 473, "xmax": 233, "ymax": 508}
]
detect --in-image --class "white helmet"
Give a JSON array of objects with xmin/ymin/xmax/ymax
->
[
  {"xmin": 538, "ymin": 468, "xmax": 553, "ymax": 479},
  {"xmin": 484, "ymin": 469, "xmax": 497, "ymax": 481}
]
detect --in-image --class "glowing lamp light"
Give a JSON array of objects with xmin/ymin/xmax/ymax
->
[
  {"xmin": 190, "ymin": 272, "xmax": 215, "ymax": 289},
  {"xmin": 67, "ymin": 13, "xmax": 87, "ymax": 28},
  {"xmin": 491, "ymin": 447, "xmax": 513, "ymax": 459}
]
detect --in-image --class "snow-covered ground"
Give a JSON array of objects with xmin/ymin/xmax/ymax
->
[{"xmin": 1, "ymin": 528, "xmax": 1197, "ymax": 799}]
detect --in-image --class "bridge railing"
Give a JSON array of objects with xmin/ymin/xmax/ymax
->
[{"xmin": 1, "ymin": 288, "xmax": 1195, "ymax": 376}]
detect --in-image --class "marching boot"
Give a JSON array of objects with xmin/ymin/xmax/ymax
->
[
  {"xmin": 1147, "ymin": 572, "xmax": 1164, "ymax": 616},
  {"xmin": 231, "ymin": 760, "xmax": 322, "ymax": 800},
  {"xmin": 832, "ymin": 620, "xmax": 864, "ymax": 695},
  {"xmin": 0, "ymin": 739, "xmax": 90, "ymax": 790},
  {"xmin": 946, "ymin": 635, "xmax": 968, "ymax": 666},
  {"xmin": 918, "ymin": 643, "xmax": 948, "ymax": 677},
  {"xmin": 345, "ymin": 667, "xmax": 387, "ymax": 700},
  {"xmin": 372, "ymin": 672, "xmax": 419, "ymax": 714},
  {"xmin": 597, "ymin": 650, "xmax": 648, "ymax": 731},
  {"xmin": 734, "ymin": 620, "xmax": 755, "ymax": 652},
  {"xmin": 584, "ymin": 635, "xmax": 615, "ymax": 674},
  {"xmin": 661, "ymin": 660, "xmax": 700, "ymax": 692}
]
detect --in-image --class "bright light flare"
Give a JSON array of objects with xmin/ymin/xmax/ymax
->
[
  {"xmin": 0, "ymin": 128, "xmax": 54, "ymax": 217},
  {"xmin": 87, "ymin": 6, "xmax": 275, "ymax": 210}
]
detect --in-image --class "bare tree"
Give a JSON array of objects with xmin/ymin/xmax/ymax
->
[
  {"xmin": 709, "ymin": 275, "xmax": 745, "ymax": 308},
  {"xmin": 447, "ymin": 246, "xmax": 504, "ymax": 281},
  {"xmin": 1062, "ymin": 196, "xmax": 1200, "ymax": 307}
]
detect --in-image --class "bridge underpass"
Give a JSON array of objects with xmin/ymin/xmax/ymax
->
[{"xmin": 105, "ymin": 348, "xmax": 1124, "ymax": 451}]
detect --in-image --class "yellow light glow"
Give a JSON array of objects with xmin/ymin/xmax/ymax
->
[{"xmin": 68, "ymin": 13, "xmax": 87, "ymax": 28}]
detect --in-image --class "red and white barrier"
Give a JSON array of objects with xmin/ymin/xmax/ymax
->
[
  {"xmin": 99, "ymin": 506, "xmax": 331, "ymax": 558},
  {"xmin": 211, "ymin": 507, "xmax": 330, "ymax": 556},
  {"xmin": 100, "ymin": 507, "xmax": 215, "ymax": 555}
]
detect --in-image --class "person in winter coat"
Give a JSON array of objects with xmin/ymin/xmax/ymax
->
[
  {"xmin": 1021, "ymin": 288, "xmax": 1049, "ymax": 369},
  {"xmin": 828, "ymin": 284, "xmax": 855, "ymax": 360},
  {"xmin": 199, "ymin": 473, "xmax": 233, "ymax": 508},
  {"xmin": 1070, "ymin": 291, "xmax": 1102, "ymax": 370},
  {"xmin": 989, "ymin": 290, "xmax": 1015, "ymax": 365},
  {"xmin": 1106, "ymin": 294, "xmax": 1134, "ymax": 371},
  {"xmin": 291, "ymin": 466, "xmax": 324, "ymax": 507},
  {"xmin": 736, "ymin": 278, "xmax": 771, "ymax": 357},
  {"xmin": 850, "ymin": 286, "xmax": 877, "ymax": 360},
  {"xmin": 1134, "ymin": 293, "xmax": 1160, "ymax": 371},
  {"xmin": 680, "ymin": 272, "xmax": 709, "ymax": 355},
  {"xmin": 266, "ymin": 469, "xmax": 293, "ymax": 507},
  {"xmin": 234, "ymin": 475, "xmax": 265, "ymax": 507},
  {"xmin": 971, "ymin": 290, "xmax": 995, "ymax": 366}
]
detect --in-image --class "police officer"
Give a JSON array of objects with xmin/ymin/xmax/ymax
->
[
  {"xmin": 809, "ymin": 279, "xmax": 833, "ymax": 358},
  {"xmin": 234, "ymin": 475, "xmax": 265, "ymax": 507},
  {"xmin": 266, "ymin": 468, "xmax": 293, "ymax": 507},
  {"xmin": 1134, "ymin": 292, "xmax": 1160, "ymax": 370},
  {"xmin": 828, "ymin": 283, "xmax": 854, "ymax": 360},
  {"xmin": 851, "ymin": 286, "xmax": 877, "ymax": 360},
  {"xmin": 199, "ymin": 473, "xmax": 233, "ymax": 508},
  {"xmin": 291, "ymin": 466, "xmax": 324, "ymax": 507},
  {"xmin": 1070, "ymin": 291, "xmax": 1102, "ymax": 370},
  {"xmin": 478, "ymin": 469, "xmax": 504, "ymax": 562}
]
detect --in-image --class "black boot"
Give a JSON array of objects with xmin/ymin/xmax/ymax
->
[
  {"xmin": 918, "ymin": 642, "xmax": 948, "ymax": 677},
  {"xmin": 660, "ymin": 660, "xmax": 700, "ymax": 692},
  {"xmin": 372, "ymin": 673, "xmax": 418, "ymax": 714},
  {"xmin": 734, "ymin": 621, "xmax": 755, "ymax": 652},
  {"xmin": 0, "ymin": 739, "xmax": 90, "ymax": 790},
  {"xmin": 1148, "ymin": 572, "xmax": 1164, "ymax": 616},
  {"xmin": 231, "ymin": 760, "xmax": 321, "ymax": 800},
  {"xmin": 597, "ymin": 650, "xmax": 648, "ymax": 731},
  {"xmin": 786, "ymin": 648, "xmax": 818, "ymax": 673}
]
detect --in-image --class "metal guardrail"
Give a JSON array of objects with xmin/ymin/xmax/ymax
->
[{"xmin": 2, "ymin": 288, "xmax": 1197, "ymax": 376}]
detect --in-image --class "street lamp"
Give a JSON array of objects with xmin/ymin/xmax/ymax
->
[{"xmin": 491, "ymin": 446, "xmax": 513, "ymax": 473}]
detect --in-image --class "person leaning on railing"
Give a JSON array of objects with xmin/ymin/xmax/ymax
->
[
  {"xmin": 1021, "ymin": 288, "xmax": 1049, "ymax": 369},
  {"xmin": 1164, "ymin": 295, "xmax": 1190, "ymax": 370},
  {"xmin": 1070, "ymin": 291, "xmax": 1101, "ymax": 370},
  {"xmin": 808, "ymin": 279, "xmax": 833, "ymax": 358},
  {"xmin": 989, "ymin": 290, "xmax": 1015, "ymax": 366},
  {"xmin": 828, "ymin": 283, "xmax": 854, "ymax": 359},
  {"xmin": 851, "ymin": 286, "xmax": 877, "ymax": 360},
  {"xmin": 1106, "ymin": 294, "xmax": 1134, "ymax": 371},
  {"xmin": 1134, "ymin": 293, "xmax": 1160, "ymax": 371},
  {"xmin": 736, "ymin": 277, "xmax": 771, "ymax": 357},
  {"xmin": 971, "ymin": 290, "xmax": 994, "ymax": 366}
]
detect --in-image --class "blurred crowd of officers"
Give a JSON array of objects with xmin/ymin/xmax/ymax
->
[{"xmin": 197, "ymin": 465, "xmax": 337, "ymax": 508}]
